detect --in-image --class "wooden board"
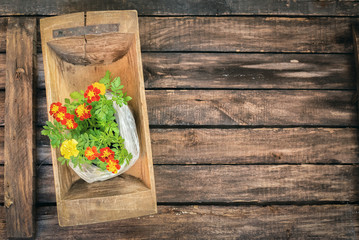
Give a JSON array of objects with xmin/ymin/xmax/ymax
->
[
  {"xmin": 0, "ymin": 127, "xmax": 357, "ymax": 165},
  {"xmin": 3, "ymin": 164, "xmax": 355, "ymax": 203},
  {"xmin": 141, "ymin": 53, "xmax": 356, "ymax": 90},
  {"xmin": 353, "ymin": 25, "xmax": 359, "ymax": 115},
  {"xmin": 0, "ymin": 205, "xmax": 358, "ymax": 239},
  {"xmin": 145, "ymin": 90, "xmax": 357, "ymax": 126},
  {"xmin": 0, "ymin": 18, "xmax": 6, "ymax": 52},
  {"xmin": 4, "ymin": 17, "xmax": 36, "ymax": 238},
  {"xmin": 149, "ymin": 128, "xmax": 359, "ymax": 164},
  {"xmin": 35, "ymin": 205, "xmax": 359, "ymax": 239},
  {"xmin": 0, "ymin": 53, "xmax": 355, "ymax": 90},
  {"xmin": 0, "ymin": 0, "xmax": 358, "ymax": 16},
  {"xmin": 138, "ymin": 17, "xmax": 358, "ymax": 53},
  {"xmin": 10, "ymin": 90, "xmax": 353, "ymax": 127},
  {"xmin": 0, "ymin": 17, "xmax": 358, "ymax": 53}
]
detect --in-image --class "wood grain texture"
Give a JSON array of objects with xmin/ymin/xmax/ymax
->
[
  {"xmin": 1, "ymin": 52, "xmax": 356, "ymax": 90},
  {"xmin": 0, "ymin": 0, "xmax": 358, "ymax": 16},
  {"xmin": 142, "ymin": 53, "xmax": 356, "ymax": 90},
  {"xmin": 31, "ymin": 205, "xmax": 359, "ymax": 239},
  {"xmin": 12, "ymin": 89, "xmax": 359, "ymax": 127},
  {"xmin": 4, "ymin": 17, "xmax": 36, "ymax": 238},
  {"xmin": 0, "ymin": 18, "xmax": 6, "ymax": 52},
  {"xmin": 145, "ymin": 90, "xmax": 357, "ymax": 126},
  {"xmin": 353, "ymin": 25, "xmax": 359, "ymax": 115},
  {"xmin": 0, "ymin": 17, "xmax": 358, "ymax": 53},
  {"xmin": 0, "ymin": 207, "xmax": 4, "ymax": 240},
  {"xmin": 23, "ymin": 164, "xmax": 359, "ymax": 203},
  {"xmin": 150, "ymin": 128, "xmax": 359, "ymax": 164},
  {"xmin": 0, "ymin": 205, "xmax": 356, "ymax": 239},
  {"xmin": 139, "ymin": 17, "xmax": 357, "ymax": 53},
  {"xmin": 16, "ymin": 127, "xmax": 359, "ymax": 165}
]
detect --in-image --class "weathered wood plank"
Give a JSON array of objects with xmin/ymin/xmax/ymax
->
[
  {"xmin": 142, "ymin": 53, "xmax": 356, "ymax": 90},
  {"xmin": 0, "ymin": 207, "xmax": 4, "ymax": 240},
  {"xmin": 0, "ymin": 19, "xmax": 6, "ymax": 53},
  {"xmin": 150, "ymin": 128, "xmax": 359, "ymax": 164},
  {"xmin": 0, "ymin": 0, "xmax": 358, "ymax": 16},
  {"xmin": 28, "ymin": 164, "xmax": 359, "ymax": 203},
  {"xmin": 24, "ymin": 127, "xmax": 359, "ymax": 165},
  {"xmin": 1, "ymin": 53, "xmax": 356, "ymax": 90},
  {"xmin": 0, "ymin": 204, "xmax": 357, "ymax": 239},
  {"xmin": 10, "ymin": 90, "xmax": 357, "ymax": 127},
  {"xmin": 353, "ymin": 25, "xmax": 359, "ymax": 117},
  {"xmin": 155, "ymin": 165, "xmax": 359, "ymax": 203},
  {"xmin": 0, "ymin": 55, "xmax": 5, "ymax": 86},
  {"xmin": 0, "ymin": 17, "xmax": 357, "ymax": 53},
  {"xmin": 0, "ymin": 126, "xmax": 357, "ymax": 165},
  {"xmin": 4, "ymin": 17, "xmax": 36, "ymax": 238},
  {"xmin": 1, "ymin": 127, "xmax": 358, "ymax": 165},
  {"xmin": 145, "ymin": 90, "xmax": 357, "ymax": 126},
  {"xmin": 30, "ymin": 205, "xmax": 359, "ymax": 239},
  {"xmin": 139, "ymin": 17, "xmax": 357, "ymax": 53}
]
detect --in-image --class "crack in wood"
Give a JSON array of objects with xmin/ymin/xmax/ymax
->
[{"xmin": 210, "ymin": 100, "xmax": 248, "ymax": 125}]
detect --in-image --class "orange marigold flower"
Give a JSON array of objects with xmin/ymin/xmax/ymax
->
[
  {"xmin": 61, "ymin": 113, "xmax": 78, "ymax": 130},
  {"xmin": 49, "ymin": 102, "xmax": 62, "ymax": 116},
  {"xmin": 53, "ymin": 106, "xmax": 67, "ymax": 122},
  {"xmin": 106, "ymin": 159, "xmax": 121, "ymax": 174},
  {"xmin": 99, "ymin": 147, "xmax": 115, "ymax": 162},
  {"xmin": 84, "ymin": 85, "xmax": 101, "ymax": 104},
  {"xmin": 85, "ymin": 146, "xmax": 99, "ymax": 160},
  {"xmin": 75, "ymin": 103, "xmax": 92, "ymax": 121},
  {"xmin": 92, "ymin": 82, "xmax": 106, "ymax": 95}
]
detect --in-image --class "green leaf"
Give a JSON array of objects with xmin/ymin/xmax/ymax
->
[
  {"xmin": 46, "ymin": 121, "xmax": 54, "ymax": 128},
  {"xmin": 100, "ymin": 70, "xmax": 112, "ymax": 89},
  {"xmin": 70, "ymin": 91, "xmax": 82, "ymax": 99},
  {"xmin": 41, "ymin": 130, "xmax": 49, "ymax": 136},
  {"xmin": 65, "ymin": 98, "xmax": 71, "ymax": 104}
]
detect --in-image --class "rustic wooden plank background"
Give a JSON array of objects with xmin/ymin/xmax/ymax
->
[
  {"xmin": 4, "ymin": 17, "xmax": 36, "ymax": 238},
  {"xmin": 1, "ymin": 1, "xmax": 359, "ymax": 239}
]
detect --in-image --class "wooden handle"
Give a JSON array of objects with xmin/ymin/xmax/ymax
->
[{"xmin": 53, "ymin": 23, "xmax": 120, "ymax": 38}]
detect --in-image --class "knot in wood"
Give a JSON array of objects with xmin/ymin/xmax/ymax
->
[
  {"xmin": 4, "ymin": 192, "xmax": 13, "ymax": 208},
  {"xmin": 15, "ymin": 67, "xmax": 25, "ymax": 80}
]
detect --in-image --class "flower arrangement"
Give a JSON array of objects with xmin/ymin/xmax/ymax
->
[{"xmin": 42, "ymin": 71, "xmax": 133, "ymax": 174}]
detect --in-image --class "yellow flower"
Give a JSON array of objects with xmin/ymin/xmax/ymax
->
[
  {"xmin": 60, "ymin": 139, "xmax": 79, "ymax": 159},
  {"xmin": 92, "ymin": 82, "xmax": 106, "ymax": 95}
]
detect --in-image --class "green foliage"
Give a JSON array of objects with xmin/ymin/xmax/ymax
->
[
  {"xmin": 99, "ymin": 70, "xmax": 112, "ymax": 89},
  {"xmin": 42, "ymin": 71, "xmax": 133, "ymax": 173},
  {"xmin": 41, "ymin": 121, "xmax": 66, "ymax": 148},
  {"xmin": 70, "ymin": 91, "xmax": 83, "ymax": 100}
]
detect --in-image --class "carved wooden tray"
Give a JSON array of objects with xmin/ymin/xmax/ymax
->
[{"xmin": 40, "ymin": 11, "xmax": 157, "ymax": 226}]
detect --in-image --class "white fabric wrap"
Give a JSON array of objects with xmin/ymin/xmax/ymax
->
[{"xmin": 69, "ymin": 92, "xmax": 140, "ymax": 183}]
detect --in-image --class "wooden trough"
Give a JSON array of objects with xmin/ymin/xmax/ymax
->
[{"xmin": 40, "ymin": 11, "xmax": 157, "ymax": 226}]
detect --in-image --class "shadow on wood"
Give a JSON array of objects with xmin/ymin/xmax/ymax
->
[{"xmin": 48, "ymin": 32, "xmax": 134, "ymax": 65}]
